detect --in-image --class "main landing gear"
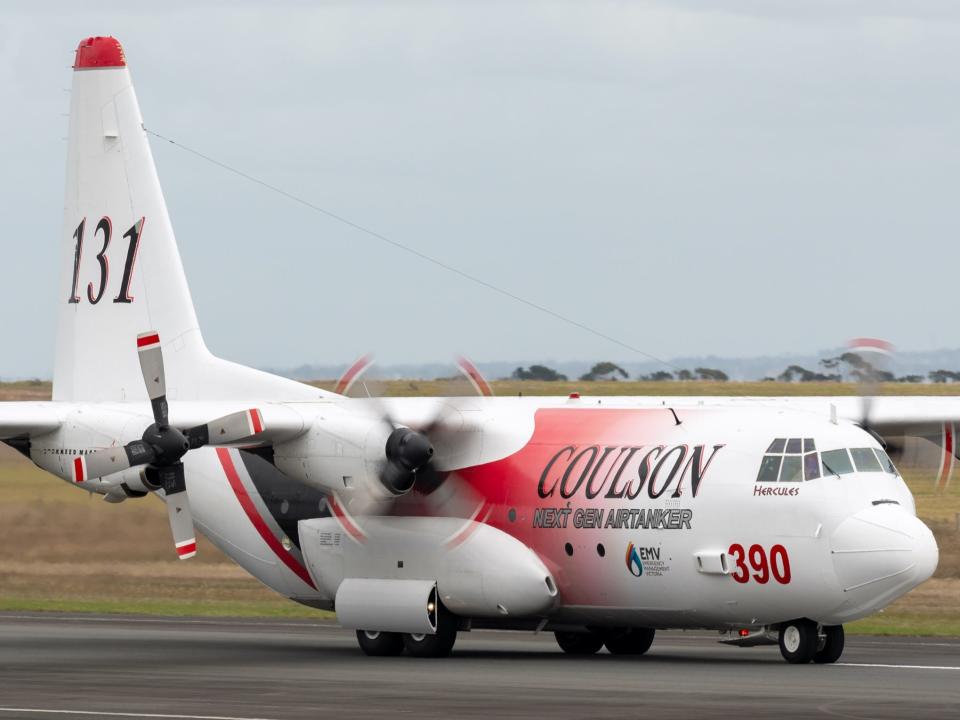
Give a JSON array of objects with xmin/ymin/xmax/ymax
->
[
  {"xmin": 356, "ymin": 605, "xmax": 458, "ymax": 658},
  {"xmin": 778, "ymin": 619, "xmax": 845, "ymax": 664},
  {"xmin": 555, "ymin": 627, "xmax": 656, "ymax": 656}
]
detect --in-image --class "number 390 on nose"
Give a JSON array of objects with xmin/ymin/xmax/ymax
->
[{"xmin": 728, "ymin": 543, "xmax": 791, "ymax": 585}]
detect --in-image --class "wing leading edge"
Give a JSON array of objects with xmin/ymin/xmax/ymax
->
[{"xmin": 0, "ymin": 402, "xmax": 64, "ymax": 440}]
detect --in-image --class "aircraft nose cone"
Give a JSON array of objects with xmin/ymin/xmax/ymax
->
[
  {"xmin": 913, "ymin": 521, "xmax": 940, "ymax": 583},
  {"xmin": 831, "ymin": 506, "xmax": 938, "ymax": 611}
]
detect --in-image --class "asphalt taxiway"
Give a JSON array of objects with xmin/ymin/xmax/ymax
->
[{"xmin": 0, "ymin": 613, "xmax": 957, "ymax": 719}]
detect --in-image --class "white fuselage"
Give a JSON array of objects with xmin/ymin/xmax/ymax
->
[{"xmin": 28, "ymin": 395, "xmax": 939, "ymax": 630}]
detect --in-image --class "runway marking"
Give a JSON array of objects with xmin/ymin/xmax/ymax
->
[
  {"xmin": 838, "ymin": 663, "xmax": 960, "ymax": 671},
  {"xmin": 852, "ymin": 640, "xmax": 960, "ymax": 648},
  {"xmin": 0, "ymin": 710, "xmax": 280, "ymax": 720}
]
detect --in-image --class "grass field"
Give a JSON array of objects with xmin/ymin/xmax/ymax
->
[{"xmin": 1, "ymin": 380, "xmax": 958, "ymax": 634}]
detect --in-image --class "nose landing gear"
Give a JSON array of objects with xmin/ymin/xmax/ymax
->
[
  {"xmin": 778, "ymin": 620, "xmax": 845, "ymax": 664},
  {"xmin": 814, "ymin": 624, "xmax": 845, "ymax": 664}
]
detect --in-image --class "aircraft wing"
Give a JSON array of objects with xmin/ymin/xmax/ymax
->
[
  {"xmin": 0, "ymin": 401, "xmax": 308, "ymax": 447},
  {"xmin": 863, "ymin": 397, "xmax": 960, "ymax": 428},
  {"xmin": 759, "ymin": 395, "xmax": 960, "ymax": 434},
  {"xmin": 0, "ymin": 402, "xmax": 65, "ymax": 440}
]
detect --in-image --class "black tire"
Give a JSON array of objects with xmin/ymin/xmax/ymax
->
[
  {"xmin": 355, "ymin": 629, "xmax": 405, "ymax": 657},
  {"xmin": 402, "ymin": 607, "xmax": 457, "ymax": 658},
  {"xmin": 814, "ymin": 625, "xmax": 845, "ymax": 664},
  {"xmin": 603, "ymin": 627, "xmax": 656, "ymax": 656},
  {"xmin": 779, "ymin": 619, "xmax": 818, "ymax": 664},
  {"xmin": 555, "ymin": 630, "xmax": 604, "ymax": 655}
]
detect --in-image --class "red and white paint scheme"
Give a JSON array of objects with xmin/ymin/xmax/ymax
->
[{"xmin": 0, "ymin": 37, "xmax": 948, "ymax": 663}]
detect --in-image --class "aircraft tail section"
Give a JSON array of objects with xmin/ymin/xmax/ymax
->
[{"xmin": 55, "ymin": 37, "xmax": 323, "ymax": 403}]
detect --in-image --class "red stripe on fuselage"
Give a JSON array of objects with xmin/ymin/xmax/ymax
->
[
  {"xmin": 73, "ymin": 457, "xmax": 84, "ymax": 483},
  {"xmin": 216, "ymin": 448, "xmax": 317, "ymax": 589}
]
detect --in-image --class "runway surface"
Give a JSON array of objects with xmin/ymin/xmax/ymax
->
[{"xmin": 0, "ymin": 614, "xmax": 958, "ymax": 720}]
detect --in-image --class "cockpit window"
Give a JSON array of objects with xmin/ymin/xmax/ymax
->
[
  {"xmin": 874, "ymin": 449, "xmax": 893, "ymax": 473},
  {"xmin": 757, "ymin": 455, "xmax": 782, "ymax": 482},
  {"xmin": 851, "ymin": 447, "xmax": 883, "ymax": 472},
  {"xmin": 803, "ymin": 452, "xmax": 821, "ymax": 480},
  {"xmin": 761, "ymin": 439, "xmax": 898, "ymax": 484},
  {"xmin": 820, "ymin": 449, "xmax": 854, "ymax": 476},
  {"xmin": 779, "ymin": 455, "xmax": 802, "ymax": 482},
  {"xmin": 767, "ymin": 438, "xmax": 786, "ymax": 453},
  {"xmin": 875, "ymin": 448, "xmax": 898, "ymax": 475}
]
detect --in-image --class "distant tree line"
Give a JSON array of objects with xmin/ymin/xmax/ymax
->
[
  {"xmin": 509, "ymin": 362, "xmax": 729, "ymax": 382},
  {"xmin": 510, "ymin": 365, "xmax": 569, "ymax": 381},
  {"xmin": 505, "ymin": 356, "xmax": 960, "ymax": 384},
  {"xmin": 767, "ymin": 353, "xmax": 959, "ymax": 384}
]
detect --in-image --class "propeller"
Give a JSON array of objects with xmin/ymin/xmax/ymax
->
[
  {"xmin": 72, "ymin": 331, "xmax": 267, "ymax": 560},
  {"xmin": 334, "ymin": 355, "xmax": 491, "ymax": 505},
  {"xmin": 846, "ymin": 338, "xmax": 894, "ymax": 440}
]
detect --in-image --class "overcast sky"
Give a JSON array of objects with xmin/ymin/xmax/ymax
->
[{"xmin": 2, "ymin": 1, "xmax": 959, "ymax": 377}]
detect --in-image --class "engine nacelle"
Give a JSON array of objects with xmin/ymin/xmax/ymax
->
[
  {"xmin": 273, "ymin": 407, "xmax": 397, "ymax": 506},
  {"xmin": 335, "ymin": 579, "xmax": 439, "ymax": 634},
  {"xmin": 299, "ymin": 516, "xmax": 558, "ymax": 631}
]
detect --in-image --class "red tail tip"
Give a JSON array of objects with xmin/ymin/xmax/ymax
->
[{"xmin": 74, "ymin": 36, "xmax": 126, "ymax": 70}]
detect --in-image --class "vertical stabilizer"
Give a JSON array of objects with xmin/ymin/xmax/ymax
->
[{"xmin": 55, "ymin": 37, "xmax": 324, "ymax": 403}]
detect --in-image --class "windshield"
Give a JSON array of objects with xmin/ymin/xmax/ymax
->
[
  {"xmin": 757, "ymin": 440, "xmax": 899, "ymax": 483},
  {"xmin": 820, "ymin": 449, "xmax": 854, "ymax": 476}
]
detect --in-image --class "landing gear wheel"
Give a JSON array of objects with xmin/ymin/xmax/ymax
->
[
  {"xmin": 603, "ymin": 627, "xmax": 656, "ymax": 655},
  {"xmin": 779, "ymin": 619, "xmax": 818, "ymax": 664},
  {"xmin": 356, "ymin": 630, "xmax": 405, "ymax": 657},
  {"xmin": 402, "ymin": 607, "xmax": 457, "ymax": 658},
  {"xmin": 814, "ymin": 625, "xmax": 845, "ymax": 664},
  {"xmin": 555, "ymin": 630, "xmax": 604, "ymax": 655}
]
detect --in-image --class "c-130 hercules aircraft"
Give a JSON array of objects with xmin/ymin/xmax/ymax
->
[{"xmin": 0, "ymin": 36, "xmax": 944, "ymax": 663}]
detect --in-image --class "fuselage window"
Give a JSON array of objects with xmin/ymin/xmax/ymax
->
[
  {"xmin": 803, "ymin": 452, "xmax": 821, "ymax": 480},
  {"xmin": 757, "ymin": 455, "xmax": 782, "ymax": 482},
  {"xmin": 821, "ymin": 449, "xmax": 854, "ymax": 476},
  {"xmin": 779, "ymin": 455, "xmax": 803, "ymax": 482},
  {"xmin": 851, "ymin": 447, "xmax": 883, "ymax": 472},
  {"xmin": 767, "ymin": 438, "xmax": 787, "ymax": 453}
]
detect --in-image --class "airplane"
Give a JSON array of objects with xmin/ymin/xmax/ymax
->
[{"xmin": 0, "ymin": 36, "xmax": 945, "ymax": 664}]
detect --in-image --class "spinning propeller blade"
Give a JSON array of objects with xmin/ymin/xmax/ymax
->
[
  {"xmin": 334, "ymin": 354, "xmax": 491, "ymax": 510},
  {"xmin": 848, "ymin": 338, "xmax": 895, "ymax": 439}
]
